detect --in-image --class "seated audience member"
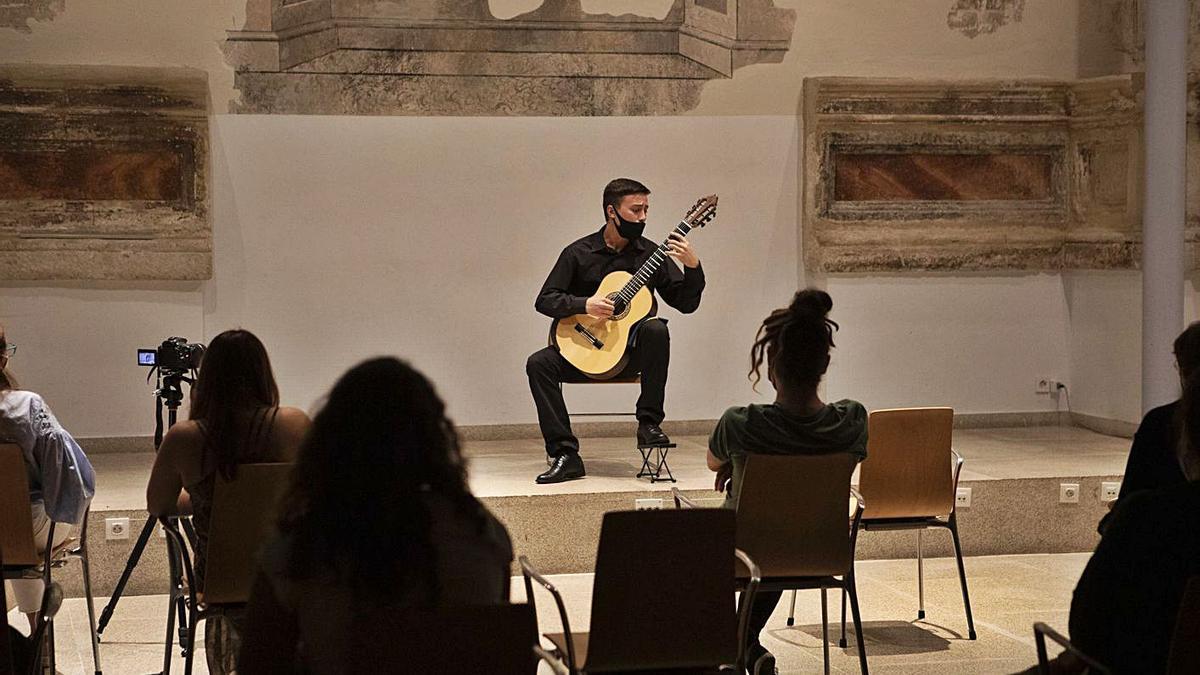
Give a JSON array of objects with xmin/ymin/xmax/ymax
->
[
  {"xmin": 1098, "ymin": 321, "xmax": 1200, "ymax": 534},
  {"xmin": 707, "ymin": 290, "xmax": 867, "ymax": 675},
  {"xmin": 1035, "ymin": 363, "xmax": 1200, "ymax": 674},
  {"xmin": 0, "ymin": 324, "xmax": 95, "ymax": 633},
  {"xmin": 146, "ymin": 329, "xmax": 310, "ymax": 675},
  {"xmin": 238, "ymin": 357, "xmax": 514, "ymax": 675}
]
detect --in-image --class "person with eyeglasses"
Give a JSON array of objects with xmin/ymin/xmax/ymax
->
[{"xmin": 0, "ymin": 323, "xmax": 95, "ymax": 633}]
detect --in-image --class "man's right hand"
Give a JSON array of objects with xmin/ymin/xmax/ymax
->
[{"xmin": 586, "ymin": 295, "xmax": 615, "ymax": 319}]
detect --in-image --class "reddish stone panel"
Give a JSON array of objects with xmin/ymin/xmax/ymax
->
[
  {"xmin": 833, "ymin": 152, "xmax": 1054, "ymax": 202},
  {"xmin": 0, "ymin": 145, "xmax": 184, "ymax": 201}
]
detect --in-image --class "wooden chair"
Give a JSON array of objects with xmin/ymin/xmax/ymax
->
[
  {"xmin": 829, "ymin": 408, "xmax": 976, "ymax": 643},
  {"xmin": 1, "ymin": 543, "xmax": 15, "ymax": 675},
  {"xmin": 521, "ymin": 508, "xmax": 759, "ymax": 674},
  {"xmin": 680, "ymin": 452, "xmax": 869, "ymax": 675},
  {"xmin": 345, "ymin": 603, "xmax": 542, "ymax": 674},
  {"xmin": 0, "ymin": 443, "xmax": 102, "ymax": 675},
  {"xmin": 163, "ymin": 462, "xmax": 293, "ymax": 675}
]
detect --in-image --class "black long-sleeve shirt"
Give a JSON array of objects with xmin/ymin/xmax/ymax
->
[
  {"xmin": 535, "ymin": 227, "xmax": 706, "ymax": 319},
  {"xmin": 1097, "ymin": 402, "xmax": 1187, "ymax": 534}
]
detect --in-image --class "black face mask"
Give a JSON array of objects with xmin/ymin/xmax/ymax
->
[{"xmin": 612, "ymin": 209, "xmax": 646, "ymax": 241}]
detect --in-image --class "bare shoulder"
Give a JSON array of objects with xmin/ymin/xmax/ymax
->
[
  {"xmin": 157, "ymin": 419, "xmax": 205, "ymax": 467},
  {"xmin": 160, "ymin": 419, "xmax": 204, "ymax": 449},
  {"xmin": 276, "ymin": 406, "xmax": 312, "ymax": 431},
  {"xmin": 274, "ymin": 407, "xmax": 312, "ymax": 453}
]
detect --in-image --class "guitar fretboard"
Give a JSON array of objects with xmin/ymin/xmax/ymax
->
[{"xmin": 614, "ymin": 220, "xmax": 694, "ymax": 305}]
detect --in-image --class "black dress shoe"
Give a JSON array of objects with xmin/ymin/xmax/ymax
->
[
  {"xmin": 536, "ymin": 453, "xmax": 586, "ymax": 484},
  {"xmin": 637, "ymin": 422, "xmax": 671, "ymax": 446}
]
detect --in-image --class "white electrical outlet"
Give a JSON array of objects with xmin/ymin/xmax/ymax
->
[
  {"xmin": 1101, "ymin": 481, "xmax": 1121, "ymax": 503},
  {"xmin": 955, "ymin": 487, "xmax": 972, "ymax": 508},
  {"xmin": 1060, "ymin": 483, "xmax": 1080, "ymax": 504},
  {"xmin": 1036, "ymin": 378, "xmax": 1052, "ymax": 394},
  {"xmin": 105, "ymin": 517, "xmax": 131, "ymax": 540},
  {"xmin": 635, "ymin": 498, "xmax": 664, "ymax": 510}
]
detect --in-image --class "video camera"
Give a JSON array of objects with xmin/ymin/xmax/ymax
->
[{"xmin": 137, "ymin": 337, "xmax": 205, "ymax": 374}]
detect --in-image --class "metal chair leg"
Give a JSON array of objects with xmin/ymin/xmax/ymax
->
[
  {"xmin": 839, "ymin": 586, "xmax": 848, "ymax": 649},
  {"xmin": 846, "ymin": 573, "xmax": 869, "ymax": 675},
  {"xmin": 46, "ymin": 617, "xmax": 56, "ymax": 675},
  {"xmin": 821, "ymin": 587, "xmax": 830, "ymax": 675},
  {"xmin": 786, "ymin": 590, "xmax": 797, "ymax": 626},
  {"xmin": 80, "ymin": 526, "xmax": 104, "ymax": 675},
  {"xmin": 949, "ymin": 516, "xmax": 977, "ymax": 640},
  {"xmin": 917, "ymin": 529, "xmax": 926, "ymax": 620}
]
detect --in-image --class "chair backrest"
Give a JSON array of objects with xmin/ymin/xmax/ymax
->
[
  {"xmin": 1168, "ymin": 576, "xmax": 1200, "ymax": 674},
  {"xmin": 202, "ymin": 462, "xmax": 292, "ymax": 604},
  {"xmin": 346, "ymin": 603, "xmax": 539, "ymax": 674},
  {"xmin": 0, "ymin": 444, "xmax": 38, "ymax": 567},
  {"xmin": 735, "ymin": 453, "xmax": 858, "ymax": 578},
  {"xmin": 859, "ymin": 407, "xmax": 955, "ymax": 520},
  {"xmin": 586, "ymin": 509, "xmax": 738, "ymax": 672}
]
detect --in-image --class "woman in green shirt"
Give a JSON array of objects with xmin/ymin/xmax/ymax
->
[{"xmin": 707, "ymin": 289, "xmax": 867, "ymax": 675}]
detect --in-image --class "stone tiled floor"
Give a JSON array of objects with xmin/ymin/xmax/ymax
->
[
  {"xmin": 15, "ymin": 552, "xmax": 1086, "ymax": 674},
  {"xmin": 87, "ymin": 425, "xmax": 1129, "ymax": 510}
]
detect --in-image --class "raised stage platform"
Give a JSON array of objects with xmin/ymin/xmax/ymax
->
[{"xmin": 38, "ymin": 423, "xmax": 1130, "ymax": 604}]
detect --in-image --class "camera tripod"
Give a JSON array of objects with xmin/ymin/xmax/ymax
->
[{"xmin": 97, "ymin": 369, "xmax": 198, "ymax": 673}]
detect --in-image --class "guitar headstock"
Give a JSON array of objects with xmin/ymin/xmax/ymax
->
[{"xmin": 684, "ymin": 194, "xmax": 718, "ymax": 228}]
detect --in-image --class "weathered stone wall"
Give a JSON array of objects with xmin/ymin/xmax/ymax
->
[
  {"xmin": 803, "ymin": 75, "xmax": 1152, "ymax": 273},
  {"xmin": 0, "ymin": 65, "xmax": 211, "ymax": 281},
  {"xmin": 225, "ymin": 0, "xmax": 795, "ymax": 115}
]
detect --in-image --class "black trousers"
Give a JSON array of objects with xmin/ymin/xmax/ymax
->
[
  {"xmin": 526, "ymin": 319, "xmax": 670, "ymax": 456},
  {"xmin": 742, "ymin": 589, "xmax": 782, "ymax": 653}
]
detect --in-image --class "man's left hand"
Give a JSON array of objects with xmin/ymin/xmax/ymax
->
[{"xmin": 666, "ymin": 232, "xmax": 699, "ymax": 269}]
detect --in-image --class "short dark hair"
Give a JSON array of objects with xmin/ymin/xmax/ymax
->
[{"xmin": 602, "ymin": 178, "xmax": 650, "ymax": 218}]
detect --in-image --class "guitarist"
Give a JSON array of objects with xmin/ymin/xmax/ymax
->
[{"xmin": 527, "ymin": 178, "xmax": 706, "ymax": 484}]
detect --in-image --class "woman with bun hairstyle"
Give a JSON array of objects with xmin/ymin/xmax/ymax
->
[{"xmin": 707, "ymin": 289, "xmax": 867, "ymax": 675}]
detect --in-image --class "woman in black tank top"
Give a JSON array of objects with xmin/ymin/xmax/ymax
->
[{"xmin": 147, "ymin": 329, "xmax": 310, "ymax": 675}]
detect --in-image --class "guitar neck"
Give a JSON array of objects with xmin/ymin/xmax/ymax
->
[{"xmin": 615, "ymin": 220, "xmax": 694, "ymax": 303}]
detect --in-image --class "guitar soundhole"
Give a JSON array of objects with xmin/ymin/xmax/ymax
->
[{"xmin": 607, "ymin": 292, "xmax": 630, "ymax": 320}]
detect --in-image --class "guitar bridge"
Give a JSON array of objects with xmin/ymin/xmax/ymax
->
[{"xmin": 574, "ymin": 323, "xmax": 604, "ymax": 349}]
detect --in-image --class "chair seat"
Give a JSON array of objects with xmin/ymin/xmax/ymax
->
[
  {"xmin": 739, "ymin": 575, "xmax": 843, "ymax": 593},
  {"xmin": 860, "ymin": 516, "xmax": 949, "ymax": 531},
  {"xmin": 546, "ymin": 631, "xmax": 589, "ymax": 669}
]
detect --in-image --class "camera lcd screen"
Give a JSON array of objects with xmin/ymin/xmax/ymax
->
[{"xmin": 137, "ymin": 349, "xmax": 156, "ymax": 366}]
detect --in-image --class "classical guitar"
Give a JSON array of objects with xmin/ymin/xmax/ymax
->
[{"xmin": 551, "ymin": 194, "xmax": 718, "ymax": 378}]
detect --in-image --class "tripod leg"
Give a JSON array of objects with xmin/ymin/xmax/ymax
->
[
  {"xmin": 163, "ymin": 535, "xmax": 180, "ymax": 675},
  {"xmin": 97, "ymin": 517, "xmax": 157, "ymax": 634}
]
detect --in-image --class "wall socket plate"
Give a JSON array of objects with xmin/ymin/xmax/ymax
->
[
  {"xmin": 635, "ymin": 498, "xmax": 664, "ymax": 510},
  {"xmin": 105, "ymin": 517, "xmax": 131, "ymax": 540},
  {"xmin": 1036, "ymin": 378, "xmax": 1052, "ymax": 394},
  {"xmin": 1101, "ymin": 481, "xmax": 1121, "ymax": 503},
  {"xmin": 1060, "ymin": 483, "xmax": 1080, "ymax": 504},
  {"xmin": 955, "ymin": 487, "xmax": 972, "ymax": 508}
]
